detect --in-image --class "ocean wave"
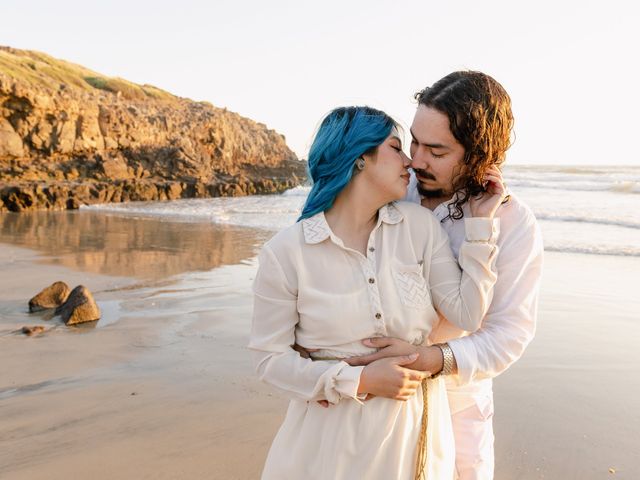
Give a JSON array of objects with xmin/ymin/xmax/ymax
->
[
  {"xmin": 613, "ymin": 182, "xmax": 640, "ymax": 194},
  {"xmin": 544, "ymin": 244, "xmax": 640, "ymax": 257},
  {"xmin": 82, "ymin": 198, "xmax": 300, "ymax": 230},
  {"xmin": 535, "ymin": 213, "xmax": 640, "ymax": 230},
  {"xmin": 505, "ymin": 165, "xmax": 640, "ymax": 177},
  {"xmin": 507, "ymin": 178, "xmax": 640, "ymax": 194},
  {"xmin": 503, "ymin": 165, "xmax": 640, "ymax": 194},
  {"xmin": 282, "ymin": 185, "xmax": 311, "ymax": 196}
]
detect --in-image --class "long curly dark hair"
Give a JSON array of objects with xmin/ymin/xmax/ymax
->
[{"xmin": 414, "ymin": 71, "xmax": 514, "ymax": 220}]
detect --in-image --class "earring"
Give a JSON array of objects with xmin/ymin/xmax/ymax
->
[{"xmin": 355, "ymin": 157, "xmax": 365, "ymax": 171}]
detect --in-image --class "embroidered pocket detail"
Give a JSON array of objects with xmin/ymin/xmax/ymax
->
[{"xmin": 393, "ymin": 263, "xmax": 430, "ymax": 309}]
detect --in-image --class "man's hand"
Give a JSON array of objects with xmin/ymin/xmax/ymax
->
[
  {"xmin": 292, "ymin": 343, "xmax": 320, "ymax": 359},
  {"xmin": 345, "ymin": 337, "xmax": 444, "ymax": 376},
  {"xmin": 358, "ymin": 353, "xmax": 427, "ymax": 401}
]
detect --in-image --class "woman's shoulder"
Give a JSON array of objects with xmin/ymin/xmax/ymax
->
[
  {"xmin": 391, "ymin": 201, "xmax": 445, "ymax": 247},
  {"xmin": 263, "ymin": 221, "xmax": 305, "ymax": 255},
  {"xmin": 393, "ymin": 201, "xmax": 441, "ymax": 227}
]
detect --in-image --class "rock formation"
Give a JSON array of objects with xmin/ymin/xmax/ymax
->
[
  {"xmin": 28, "ymin": 280, "xmax": 71, "ymax": 312},
  {"xmin": 54, "ymin": 285, "xmax": 101, "ymax": 325},
  {"xmin": 0, "ymin": 46, "xmax": 306, "ymax": 212}
]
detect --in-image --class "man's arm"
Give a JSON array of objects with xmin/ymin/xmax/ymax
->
[
  {"xmin": 446, "ymin": 210, "xmax": 544, "ymax": 385},
  {"xmin": 345, "ymin": 201, "xmax": 542, "ymax": 381}
]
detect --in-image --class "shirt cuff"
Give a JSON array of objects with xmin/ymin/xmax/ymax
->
[
  {"xmin": 446, "ymin": 337, "xmax": 477, "ymax": 386},
  {"xmin": 332, "ymin": 364, "xmax": 365, "ymax": 404},
  {"xmin": 464, "ymin": 218, "xmax": 500, "ymax": 243}
]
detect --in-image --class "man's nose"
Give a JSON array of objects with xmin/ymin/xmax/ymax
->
[{"xmin": 410, "ymin": 147, "xmax": 428, "ymax": 169}]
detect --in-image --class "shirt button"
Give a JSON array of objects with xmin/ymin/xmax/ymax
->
[
  {"xmin": 369, "ymin": 247, "xmax": 375, "ymax": 252},
  {"xmin": 375, "ymin": 313, "xmax": 382, "ymax": 319},
  {"xmin": 368, "ymin": 278, "xmax": 375, "ymax": 284}
]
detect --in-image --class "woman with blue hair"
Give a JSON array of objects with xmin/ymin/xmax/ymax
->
[{"xmin": 249, "ymin": 106, "xmax": 505, "ymax": 479}]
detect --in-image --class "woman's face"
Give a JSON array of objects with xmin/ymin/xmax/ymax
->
[{"xmin": 361, "ymin": 132, "xmax": 411, "ymax": 202}]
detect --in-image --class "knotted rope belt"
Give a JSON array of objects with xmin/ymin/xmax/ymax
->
[{"xmin": 311, "ymin": 355, "xmax": 429, "ymax": 480}]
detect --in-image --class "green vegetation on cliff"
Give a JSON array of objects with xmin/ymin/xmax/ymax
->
[{"xmin": 0, "ymin": 46, "xmax": 174, "ymax": 101}]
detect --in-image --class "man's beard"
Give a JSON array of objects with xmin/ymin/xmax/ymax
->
[
  {"xmin": 413, "ymin": 168, "xmax": 449, "ymax": 199},
  {"xmin": 417, "ymin": 185, "xmax": 447, "ymax": 198}
]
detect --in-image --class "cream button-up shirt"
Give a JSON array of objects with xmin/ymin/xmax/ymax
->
[{"xmin": 250, "ymin": 201, "xmax": 500, "ymax": 404}]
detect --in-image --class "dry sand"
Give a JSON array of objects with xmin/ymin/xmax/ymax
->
[{"xmin": 1, "ymin": 210, "xmax": 638, "ymax": 479}]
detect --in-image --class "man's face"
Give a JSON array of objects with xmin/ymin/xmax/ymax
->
[{"xmin": 409, "ymin": 105, "xmax": 465, "ymax": 198}]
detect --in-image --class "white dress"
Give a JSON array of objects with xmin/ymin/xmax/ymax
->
[{"xmin": 249, "ymin": 201, "xmax": 499, "ymax": 479}]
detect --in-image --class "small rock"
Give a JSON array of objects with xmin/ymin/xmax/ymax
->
[
  {"xmin": 0, "ymin": 118, "xmax": 25, "ymax": 158},
  {"xmin": 21, "ymin": 325, "xmax": 46, "ymax": 336},
  {"xmin": 609, "ymin": 467, "xmax": 616, "ymax": 474},
  {"xmin": 100, "ymin": 156, "xmax": 129, "ymax": 180},
  {"xmin": 29, "ymin": 281, "xmax": 71, "ymax": 312},
  {"xmin": 55, "ymin": 285, "xmax": 101, "ymax": 325}
]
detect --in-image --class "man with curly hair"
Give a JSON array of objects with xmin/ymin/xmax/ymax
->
[{"xmin": 347, "ymin": 71, "xmax": 544, "ymax": 479}]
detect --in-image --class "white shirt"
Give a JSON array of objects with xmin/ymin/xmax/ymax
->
[
  {"xmin": 406, "ymin": 172, "xmax": 544, "ymax": 412},
  {"xmin": 249, "ymin": 201, "xmax": 501, "ymax": 478}
]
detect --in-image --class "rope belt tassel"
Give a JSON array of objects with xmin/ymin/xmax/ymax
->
[{"xmin": 414, "ymin": 379, "xmax": 429, "ymax": 480}]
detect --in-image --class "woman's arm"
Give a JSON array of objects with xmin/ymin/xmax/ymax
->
[
  {"xmin": 427, "ymin": 217, "xmax": 499, "ymax": 332},
  {"xmin": 250, "ymin": 244, "xmax": 426, "ymax": 403},
  {"xmin": 249, "ymin": 245, "xmax": 365, "ymax": 404},
  {"xmin": 427, "ymin": 168, "xmax": 506, "ymax": 332}
]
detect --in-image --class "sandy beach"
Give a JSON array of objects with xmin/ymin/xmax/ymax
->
[{"xmin": 1, "ymin": 209, "xmax": 639, "ymax": 479}]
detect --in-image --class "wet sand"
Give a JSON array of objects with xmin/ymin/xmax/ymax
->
[
  {"xmin": 494, "ymin": 251, "xmax": 640, "ymax": 479},
  {"xmin": 1, "ymin": 210, "xmax": 639, "ymax": 479}
]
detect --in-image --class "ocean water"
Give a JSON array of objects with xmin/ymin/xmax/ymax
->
[{"xmin": 83, "ymin": 165, "xmax": 640, "ymax": 257}]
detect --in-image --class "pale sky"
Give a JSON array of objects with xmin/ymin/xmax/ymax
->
[{"xmin": 1, "ymin": 0, "xmax": 639, "ymax": 165}]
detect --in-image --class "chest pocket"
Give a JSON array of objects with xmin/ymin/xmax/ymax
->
[{"xmin": 392, "ymin": 262, "xmax": 430, "ymax": 309}]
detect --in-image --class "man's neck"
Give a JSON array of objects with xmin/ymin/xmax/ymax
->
[{"xmin": 420, "ymin": 196, "xmax": 448, "ymax": 212}]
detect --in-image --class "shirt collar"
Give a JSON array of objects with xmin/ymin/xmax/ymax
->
[
  {"xmin": 432, "ymin": 197, "xmax": 456, "ymax": 222},
  {"xmin": 302, "ymin": 203, "xmax": 404, "ymax": 245},
  {"xmin": 380, "ymin": 202, "xmax": 404, "ymax": 225},
  {"xmin": 429, "ymin": 187, "xmax": 513, "ymax": 222}
]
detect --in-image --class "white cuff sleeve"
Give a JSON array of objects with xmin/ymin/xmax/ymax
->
[
  {"xmin": 331, "ymin": 364, "xmax": 365, "ymax": 404},
  {"xmin": 446, "ymin": 337, "xmax": 477, "ymax": 386},
  {"xmin": 464, "ymin": 217, "xmax": 500, "ymax": 243}
]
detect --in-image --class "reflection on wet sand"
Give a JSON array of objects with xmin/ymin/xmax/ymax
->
[{"xmin": 0, "ymin": 210, "xmax": 272, "ymax": 279}]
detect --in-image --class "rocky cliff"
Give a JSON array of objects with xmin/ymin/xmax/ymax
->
[{"xmin": 0, "ymin": 46, "xmax": 306, "ymax": 212}]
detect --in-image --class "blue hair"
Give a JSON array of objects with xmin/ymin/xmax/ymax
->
[{"xmin": 298, "ymin": 106, "xmax": 397, "ymax": 221}]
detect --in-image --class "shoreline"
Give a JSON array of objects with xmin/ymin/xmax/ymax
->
[
  {"xmin": 0, "ymin": 237, "xmax": 280, "ymax": 480},
  {"xmin": 1, "ymin": 211, "xmax": 639, "ymax": 479}
]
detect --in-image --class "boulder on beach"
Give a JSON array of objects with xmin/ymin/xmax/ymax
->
[
  {"xmin": 28, "ymin": 281, "xmax": 71, "ymax": 312},
  {"xmin": 20, "ymin": 325, "xmax": 47, "ymax": 336},
  {"xmin": 55, "ymin": 285, "xmax": 100, "ymax": 325}
]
